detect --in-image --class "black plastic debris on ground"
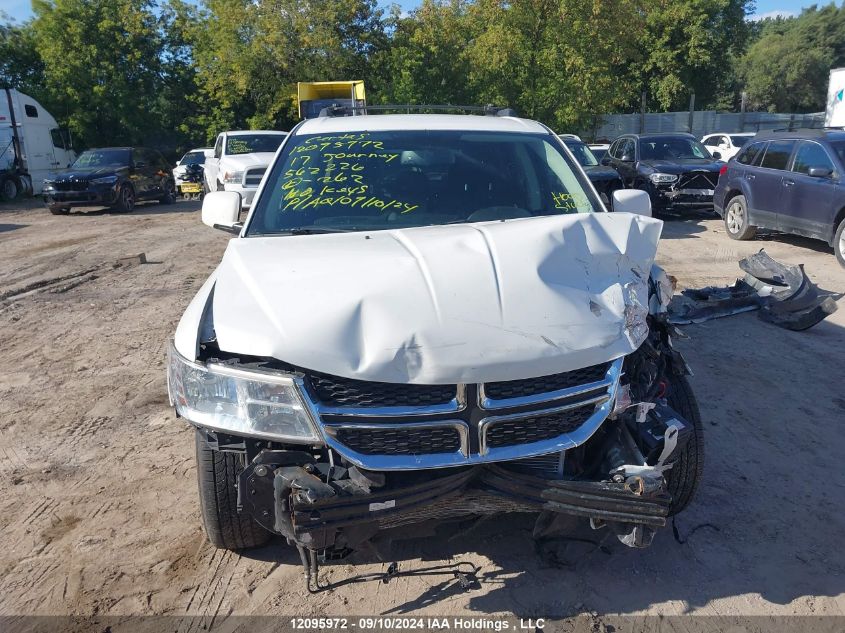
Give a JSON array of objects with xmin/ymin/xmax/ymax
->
[{"xmin": 668, "ymin": 249, "xmax": 838, "ymax": 331}]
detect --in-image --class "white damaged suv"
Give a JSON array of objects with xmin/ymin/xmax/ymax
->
[{"xmin": 168, "ymin": 110, "xmax": 703, "ymax": 576}]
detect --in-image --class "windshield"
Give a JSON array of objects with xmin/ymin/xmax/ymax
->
[
  {"xmin": 73, "ymin": 149, "xmax": 130, "ymax": 168},
  {"xmin": 246, "ymin": 130, "xmax": 600, "ymax": 236},
  {"xmin": 564, "ymin": 140, "xmax": 599, "ymax": 167},
  {"xmin": 730, "ymin": 135, "xmax": 752, "ymax": 147},
  {"xmin": 181, "ymin": 151, "xmax": 206, "ymax": 165},
  {"xmin": 226, "ymin": 134, "xmax": 286, "ymax": 155},
  {"xmin": 639, "ymin": 137, "xmax": 711, "ymax": 160}
]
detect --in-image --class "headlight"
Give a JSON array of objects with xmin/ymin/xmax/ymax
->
[
  {"xmin": 167, "ymin": 341, "xmax": 321, "ymax": 443},
  {"xmin": 42, "ymin": 180, "xmax": 54, "ymax": 190},
  {"xmin": 91, "ymin": 176, "xmax": 118, "ymax": 185},
  {"xmin": 649, "ymin": 173, "xmax": 678, "ymax": 184},
  {"xmin": 222, "ymin": 171, "xmax": 243, "ymax": 184}
]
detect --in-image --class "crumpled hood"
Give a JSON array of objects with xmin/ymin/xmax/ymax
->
[
  {"xmin": 211, "ymin": 213, "xmax": 663, "ymax": 384},
  {"xmin": 221, "ymin": 152, "xmax": 276, "ymax": 169}
]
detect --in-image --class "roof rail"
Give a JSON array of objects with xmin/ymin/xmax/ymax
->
[
  {"xmin": 317, "ymin": 103, "xmax": 518, "ymax": 118},
  {"xmin": 751, "ymin": 128, "xmax": 831, "ymax": 138}
]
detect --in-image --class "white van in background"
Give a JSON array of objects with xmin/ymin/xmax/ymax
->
[{"xmin": 1, "ymin": 88, "xmax": 76, "ymax": 199}]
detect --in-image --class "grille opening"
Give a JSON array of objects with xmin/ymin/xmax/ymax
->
[
  {"xmin": 334, "ymin": 426, "xmax": 461, "ymax": 455},
  {"xmin": 484, "ymin": 362, "xmax": 609, "ymax": 400},
  {"xmin": 306, "ymin": 372, "xmax": 456, "ymax": 408},
  {"xmin": 485, "ymin": 406, "xmax": 594, "ymax": 449}
]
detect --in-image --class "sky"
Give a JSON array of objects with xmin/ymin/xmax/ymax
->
[{"xmin": 0, "ymin": 0, "xmax": 835, "ymax": 24}]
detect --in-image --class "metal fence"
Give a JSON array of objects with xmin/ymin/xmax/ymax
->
[{"xmin": 584, "ymin": 110, "xmax": 826, "ymax": 142}]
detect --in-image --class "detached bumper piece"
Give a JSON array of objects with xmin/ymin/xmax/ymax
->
[{"xmin": 668, "ymin": 248, "xmax": 837, "ymax": 330}]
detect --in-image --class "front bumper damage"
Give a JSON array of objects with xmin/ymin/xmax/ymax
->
[{"xmin": 232, "ymin": 399, "xmax": 690, "ymax": 560}]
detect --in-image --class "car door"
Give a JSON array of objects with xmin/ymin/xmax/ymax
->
[
  {"xmin": 752, "ymin": 140, "xmax": 796, "ymax": 229},
  {"xmin": 205, "ymin": 135, "xmax": 223, "ymax": 189},
  {"xmin": 136, "ymin": 148, "xmax": 160, "ymax": 199},
  {"xmin": 611, "ymin": 138, "xmax": 637, "ymax": 186},
  {"xmin": 780, "ymin": 140, "xmax": 838, "ymax": 239}
]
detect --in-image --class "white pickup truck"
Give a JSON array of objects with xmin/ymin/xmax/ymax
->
[{"xmin": 203, "ymin": 130, "xmax": 287, "ymax": 209}]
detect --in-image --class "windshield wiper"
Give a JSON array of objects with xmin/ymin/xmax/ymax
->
[{"xmin": 285, "ymin": 226, "xmax": 358, "ymax": 235}]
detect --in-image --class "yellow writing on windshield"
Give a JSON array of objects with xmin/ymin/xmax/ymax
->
[
  {"xmin": 551, "ymin": 191, "xmax": 589, "ymax": 212},
  {"xmin": 280, "ymin": 133, "xmax": 420, "ymax": 215}
]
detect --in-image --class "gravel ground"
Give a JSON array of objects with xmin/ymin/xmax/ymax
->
[{"xmin": 1, "ymin": 197, "xmax": 844, "ymax": 625}]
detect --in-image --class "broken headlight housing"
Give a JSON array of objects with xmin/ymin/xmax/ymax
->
[
  {"xmin": 648, "ymin": 173, "xmax": 678, "ymax": 184},
  {"xmin": 167, "ymin": 341, "xmax": 321, "ymax": 442}
]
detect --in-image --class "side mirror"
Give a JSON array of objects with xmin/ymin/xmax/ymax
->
[
  {"xmin": 202, "ymin": 191, "xmax": 242, "ymax": 233},
  {"xmin": 711, "ymin": 151, "xmax": 722, "ymax": 160},
  {"xmin": 611, "ymin": 189, "xmax": 652, "ymax": 217},
  {"xmin": 175, "ymin": 160, "xmax": 181, "ymax": 166},
  {"xmin": 204, "ymin": 149, "xmax": 214, "ymax": 158},
  {"xmin": 808, "ymin": 166, "xmax": 832, "ymax": 178}
]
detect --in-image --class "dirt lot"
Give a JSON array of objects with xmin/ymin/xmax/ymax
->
[{"xmin": 1, "ymin": 197, "xmax": 844, "ymax": 623}]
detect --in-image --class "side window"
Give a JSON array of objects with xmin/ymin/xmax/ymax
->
[
  {"xmin": 702, "ymin": 136, "xmax": 713, "ymax": 146},
  {"xmin": 214, "ymin": 136, "xmax": 223, "ymax": 159},
  {"xmin": 24, "ymin": 104, "xmax": 38, "ymax": 118},
  {"xmin": 50, "ymin": 129, "xmax": 65, "ymax": 150},
  {"xmin": 736, "ymin": 142, "xmax": 763, "ymax": 165},
  {"xmin": 760, "ymin": 140, "xmax": 796, "ymax": 171},
  {"xmin": 620, "ymin": 139, "xmax": 635, "ymax": 160},
  {"xmin": 792, "ymin": 142, "xmax": 834, "ymax": 175},
  {"xmin": 608, "ymin": 140, "xmax": 620, "ymax": 159}
]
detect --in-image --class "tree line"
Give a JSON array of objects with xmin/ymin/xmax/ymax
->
[{"xmin": 1, "ymin": 0, "xmax": 844, "ymax": 156}]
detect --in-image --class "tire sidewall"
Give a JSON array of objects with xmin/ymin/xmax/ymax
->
[
  {"xmin": 724, "ymin": 195, "xmax": 751, "ymax": 240},
  {"xmin": 834, "ymin": 218, "xmax": 845, "ymax": 268}
]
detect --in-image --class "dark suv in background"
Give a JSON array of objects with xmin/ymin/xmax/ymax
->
[
  {"xmin": 603, "ymin": 133, "xmax": 723, "ymax": 214},
  {"xmin": 714, "ymin": 130, "xmax": 845, "ymax": 267},
  {"xmin": 43, "ymin": 147, "xmax": 175, "ymax": 215}
]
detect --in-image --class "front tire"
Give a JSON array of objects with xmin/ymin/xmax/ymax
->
[
  {"xmin": 833, "ymin": 217, "xmax": 845, "ymax": 268},
  {"xmin": 1, "ymin": 176, "xmax": 19, "ymax": 201},
  {"xmin": 724, "ymin": 195, "xmax": 756, "ymax": 240},
  {"xmin": 114, "ymin": 184, "xmax": 136, "ymax": 213},
  {"xmin": 159, "ymin": 181, "xmax": 176, "ymax": 204},
  {"xmin": 664, "ymin": 375, "xmax": 704, "ymax": 515},
  {"xmin": 195, "ymin": 430, "xmax": 271, "ymax": 550}
]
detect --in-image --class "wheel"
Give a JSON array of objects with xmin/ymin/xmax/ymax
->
[
  {"xmin": 195, "ymin": 430, "xmax": 271, "ymax": 550},
  {"xmin": 724, "ymin": 195, "xmax": 756, "ymax": 240},
  {"xmin": 159, "ymin": 180, "xmax": 176, "ymax": 204},
  {"xmin": 49, "ymin": 205, "xmax": 71, "ymax": 215},
  {"xmin": 834, "ymin": 217, "xmax": 845, "ymax": 268},
  {"xmin": 113, "ymin": 183, "xmax": 136, "ymax": 212},
  {"xmin": 1, "ymin": 176, "xmax": 19, "ymax": 201},
  {"xmin": 664, "ymin": 375, "xmax": 704, "ymax": 516}
]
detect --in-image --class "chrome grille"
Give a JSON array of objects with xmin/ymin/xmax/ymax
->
[
  {"xmin": 302, "ymin": 359, "xmax": 622, "ymax": 470},
  {"xmin": 244, "ymin": 167, "xmax": 266, "ymax": 187},
  {"xmin": 484, "ymin": 407, "xmax": 594, "ymax": 449},
  {"xmin": 53, "ymin": 178, "xmax": 88, "ymax": 191},
  {"xmin": 307, "ymin": 371, "xmax": 455, "ymax": 407},
  {"xmin": 335, "ymin": 425, "xmax": 461, "ymax": 455},
  {"xmin": 484, "ymin": 362, "xmax": 609, "ymax": 400}
]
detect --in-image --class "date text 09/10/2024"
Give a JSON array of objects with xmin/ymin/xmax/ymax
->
[{"xmin": 289, "ymin": 617, "xmax": 547, "ymax": 631}]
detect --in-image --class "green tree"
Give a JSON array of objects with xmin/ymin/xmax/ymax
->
[
  {"xmin": 190, "ymin": 0, "xmax": 386, "ymax": 139},
  {"xmin": 741, "ymin": 4, "xmax": 845, "ymax": 112},
  {"xmin": 636, "ymin": 0, "xmax": 752, "ymax": 111},
  {"xmin": 0, "ymin": 17, "xmax": 44, "ymax": 93},
  {"xmin": 376, "ymin": 0, "xmax": 476, "ymax": 106}
]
